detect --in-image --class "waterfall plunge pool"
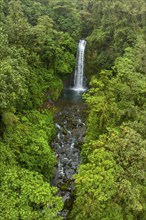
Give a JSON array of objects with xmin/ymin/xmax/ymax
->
[{"xmin": 56, "ymin": 87, "xmax": 87, "ymax": 110}]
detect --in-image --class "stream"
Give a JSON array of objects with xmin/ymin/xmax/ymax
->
[{"xmin": 52, "ymin": 89, "xmax": 86, "ymax": 219}]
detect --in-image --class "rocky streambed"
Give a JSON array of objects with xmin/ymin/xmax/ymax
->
[{"xmin": 52, "ymin": 105, "xmax": 86, "ymax": 219}]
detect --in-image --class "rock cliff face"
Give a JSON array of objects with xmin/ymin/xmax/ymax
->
[{"xmin": 52, "ymin": 106, "xmax": 86, "ymax": 219}]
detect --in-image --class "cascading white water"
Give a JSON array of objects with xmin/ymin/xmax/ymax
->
[{"xmin": 73, "ymin": 40, "xmax": 86, "ymax": 91}]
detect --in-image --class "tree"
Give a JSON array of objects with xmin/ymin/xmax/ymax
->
[
  {"xmin": 0, "ymin": 109, "xmax": 63, "ymax": 219},
  {"xmin": 83, "ymin": 71, "xmax": 120, "ymax": 141},
  {"xmin": 3, "ymin": 0, "xmax": 31, "ymax": 47},
  {"xmin": 52, "ymin": 0, "xmax": 81, "ymax": 39},
  {"xmin": 0, "ymin": 54, "xmax": 29, "ymax": 113},
  {"xmin": 72, "ymin": 125, "xmax": 146, "ymax": 220},
  {"xmin": 0, "ymin": 167, "xmax": 63, "ymax": 220},
  {"xmin": 70, "ymin": 148, "xmax": 122, "ymax": 220},
  {"xmin": 3, "ymin": 110, "xmax": 56, "ymax": 181}
]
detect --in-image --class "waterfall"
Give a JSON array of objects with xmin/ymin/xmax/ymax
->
[{"xmin": 73, "ymin": 40, "xmax": 86, "ymax": 91}]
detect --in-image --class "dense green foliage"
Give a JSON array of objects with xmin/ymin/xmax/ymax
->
[
  {"xmin": 0, "ymin": 110, "xmax": 64, "ymax": 219},
  {"xmin": 83, "ymin": 0, "xmax": 146, "ymax": 74},
  {"xmin": 0, "ymin": 0, "xmax": 146, "ymax": 219},
  {"xmin": 69, "ymin": 1, "xmax": 146, "ymax": 219},
  {"xmin": 0, "ymin": 0, "xmax": 81, "ymax": 219}
]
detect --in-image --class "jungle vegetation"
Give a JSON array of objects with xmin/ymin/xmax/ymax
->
[{"xmin": 0, "ymin": 0, "xmax": 146, "ymax": 219}]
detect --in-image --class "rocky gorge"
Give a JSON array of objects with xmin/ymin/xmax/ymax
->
[{"xmin": 52, "ymin": 104, "xmax": 86, "ymax": 219}]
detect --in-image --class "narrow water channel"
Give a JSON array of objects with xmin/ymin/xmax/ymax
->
[{"xmin": 52, "ymin": 89, "xmax": 86, "ymax": 219}]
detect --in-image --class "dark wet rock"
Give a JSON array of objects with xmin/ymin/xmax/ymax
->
[
  {"xmin": 62, "ymin": 129, "xmax": 67, "ymax": 135},
  {"xmin": 52, "ymin": 106, "xmax": 86, "ymax": 219},
  {"xmin": 60, "ymin": 183, "xmax": 70, "ymax": 192},
  {"xmin": 64, "ymin": 198, "xmax": 72, "ymax": 208}
]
